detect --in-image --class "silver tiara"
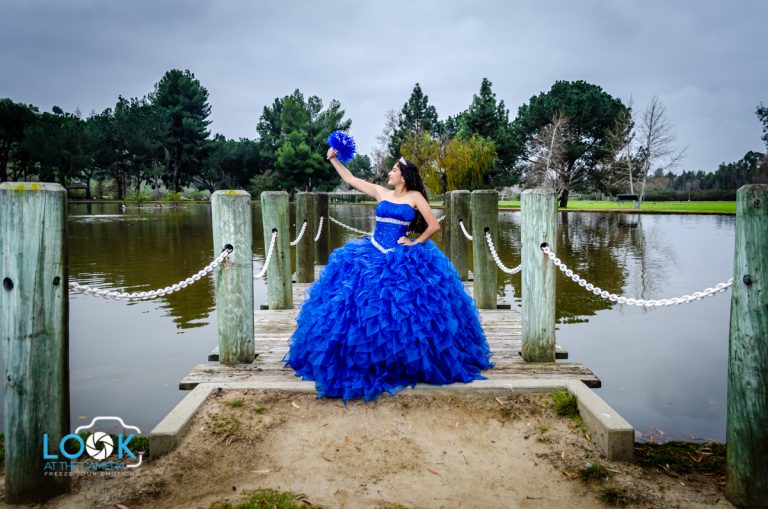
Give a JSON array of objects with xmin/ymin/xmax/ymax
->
[{"xmin": 398, "ymin": 157, "xmax": 407, "ymax": 165}]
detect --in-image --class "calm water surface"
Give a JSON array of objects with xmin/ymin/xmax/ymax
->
[{"xmin": 1, "ymin": 203, "xmax": 735, "ymax": 441}]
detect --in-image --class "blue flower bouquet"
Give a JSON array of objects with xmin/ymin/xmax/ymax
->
[{"xmin": 327, "ymin": 131, "xmax": 356, "ymax": 163}]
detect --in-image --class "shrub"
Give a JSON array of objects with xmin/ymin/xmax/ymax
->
[
  {"xmin": 635, "ymin": 441, "xmax": 725, "ymax": 475},
  {"xmin": 601, "ymin": 487, "xmax": 632, "ymax": 506},
  {"xmin": 578, "ymin": 461, "xmax": 611, "ymax": 483},
  {"xmin": 162, "ymin": 191, "xmax": 184, "ymax": 203},
  {"xmin": 127, "ymin": 190, "xmax": 150, "ymax": 204},
  {"xmin": 551, "ymin": 391, "xmax": 579, "ymax": 418},
  {"xmin": 183, "ymin": 188, "xmax": 211, "ymax": 201},
  {"xmin": 641, "ymin": 189, "xmax": 737, "ymax": 201},
  {"xmin": 210, "ymin": 489, "xmax": 313, "ymax": 509},
  {"xmin": 250, "ymin": 172, "xmax": 280, "ymax": 198}
]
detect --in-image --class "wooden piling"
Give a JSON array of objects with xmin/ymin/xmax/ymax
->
[
  {"xmin": 295, "ymin": 192, "xmax": 316, "ymax": 283},
  {"xmin": 443, "ymin": 192, "xmax": 452, "ymax": 259},
  {"xmin": 261, "ymin": 191, "xmax": 292, "ymax": 309},
  {"xmin": 471, "ymin": 190, "xmax": 498, "ymax": 308},
  {"xmin": 449, "ymin": 190, "xmax": 471, "ymax": 281},
  {"xmin": 521, "ymin": 189, "xmax": 557, "ymax": 362},
  {"xmin": 314, "ymin": 192, "xmax": 330, "ymax": 265},
  {"xmin": 211, "ymin": 190, "xmax": 255, "ymax": 365},
  {"xmin": 0, "ymin": 183, "xmax": 70, "ymax": 502},
  {"xmin": 726, "ymin": 184, "xmax": 768, "ymax": 508}
]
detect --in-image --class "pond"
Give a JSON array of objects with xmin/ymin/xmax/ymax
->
[{"xmin": 1, "ymin": 203, "xmax": 735, "ymax": 441}]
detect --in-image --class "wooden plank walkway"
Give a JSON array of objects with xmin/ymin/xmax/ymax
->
[{"xmin": 180, "ymin": 268, "xmax": 600, "ymax": 390}]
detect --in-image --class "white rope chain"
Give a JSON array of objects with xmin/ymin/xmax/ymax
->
[
  {"xmin": 290, "ymin": 220, "xmax": 308, "ymax": 246},
  {"xmin": 541, "ymin": 245, "xmax": 733, "ymax": 307},
  {"xmin": 458, "ymin": 219, "xmax": 473, "ymax": 241},
  {"xmin": 255, "ymin": 230, "xmax": 278, "ymax": 279},
  {"xmin": 484, "ymin": 231, "xmax": 522, "ymax": 275},
  {"xmin": 328, "ymin": 215, "xmax": 371, "ymax": 235},
  {"xmin": 69, "ymin": 247, "xmax": 233, "ymax": 301},
  {"xmin": 70, "ymin": 230, "xmax": 280, "ymax": 300},
  {"xmin": 313, "ymin": 216, "xmax": 324, "ymax": 242}
]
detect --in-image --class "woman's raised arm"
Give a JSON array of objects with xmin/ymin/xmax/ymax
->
[{"xmin": 327, "ymin": 148, "xmax": 385, "ymax": 200}]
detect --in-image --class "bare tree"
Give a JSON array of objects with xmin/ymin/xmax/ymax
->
[
  {"xmin": 603, "ymin": 102, "xmax": 637, "ymax": 195},
  {"xmin": 636, "ymin": 96, "xmax": 685, "ymax": 202},
  {"xmin": 522, "ymin": 114, "xmax": 571, "ymax": 191},
  {"xmin": 370, "ymin": 109, "xmax": 398, "ymax": 183}
]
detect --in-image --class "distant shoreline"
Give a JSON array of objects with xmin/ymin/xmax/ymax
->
[{"xmin": 68, "ymin": 199, "xmax": 737, "ymax": 215}]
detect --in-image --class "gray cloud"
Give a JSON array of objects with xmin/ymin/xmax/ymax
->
[{"xmin": 1, "ymin": 0, "xmax": 765, "ymax": 171}]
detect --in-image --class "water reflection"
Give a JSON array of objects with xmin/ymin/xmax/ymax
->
[
  {"xmin": 69, "ymin": 203, "xmax": 216, "ymax": 329},
  {"xmin": 0, "ymin": 204, "xmax": 735, "ymax": 440},
  {"xmin": 554, "ymin": 213, "xmax": 631, "ymax": 322},
  {"xmin": 553, "ymin": 214, "xmax": 734, "ymax": 441},
  {"xmin": 490, "ymin": 212, "xmax": 659, "ymax": 323}
]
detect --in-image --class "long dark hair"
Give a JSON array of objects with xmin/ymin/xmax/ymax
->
[{"xmin": 398, "ymin": 158, "xmax": 429, "ymax": 234}]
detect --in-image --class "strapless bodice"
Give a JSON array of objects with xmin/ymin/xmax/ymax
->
[{"xmin": 371, "ymin": 200, "xmax": 416, "ymax": 251}]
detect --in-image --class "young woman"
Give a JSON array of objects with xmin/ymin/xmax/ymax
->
[{"xmin": 284, "ymin": 148, "xmax": 493, "ymax": 402}]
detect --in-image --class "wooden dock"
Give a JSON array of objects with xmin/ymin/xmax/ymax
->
[{"xmin": 180, "ymin": 269, "xmax": 600, "ymax": 390}]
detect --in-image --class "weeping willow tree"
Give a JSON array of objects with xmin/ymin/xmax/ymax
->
[
  {"xmin": 443, "ymin": 134, "xmax": 496, "ymax": 191},
  {"xmin": 400, "ymin": 129, "xmax": 442, "ymax": 193},
  {"xmin": 401, "ymin": 130, "xmax": 496, "ymax": 194}
]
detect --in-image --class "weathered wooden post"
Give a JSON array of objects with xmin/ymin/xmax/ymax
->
[
  {"xmin": 449, "ymin": 190, "xmax": 471, "ymax": 281},
  {"xmin": 726, "ymin": 184, "xmax": 768, "ymax": 508},
  {"xmin": 471, "ymin": 190, "xmax": 498, "ymax": 308},
  {"xmin": 295, "ymin": 192, "xmax": 316, "ymax": 283},
  {"xmin": 211, "ymin": 190, "xmax": 254, "ymax": 365},
  {"xmin": 261, "ymin": 191, "xmax": 292, "ymax": 309},
  {"xmin": 314, "ymin": 192, "xmax": 330, "ymax": 265},
  {"xmin": 443, "ymin": 192, "xmax": 452, "ymax": 258},
  {"xmin": 0, "ymin": 183, "xmax": 70, "ymax": 502},
  {"xmin": 520, "ymin": 189, "xmax": 558, "ymax": 362}
]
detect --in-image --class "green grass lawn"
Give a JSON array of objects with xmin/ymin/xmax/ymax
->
[
  {"xmin": 326, "ymin": 199, "xmax": 737, "ymax": 214},
  {"xmin": 495, "ymin": 200, "xmax": 736, "ymax": 214}
]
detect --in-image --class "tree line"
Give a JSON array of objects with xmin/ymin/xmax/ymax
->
[
  {"xmin": 1, "ymin": 70, "xmax": 766, "ymax": 206},
  {"xmin": 0, "ymin": 69, "xmax": 354, "ymax": 200},
  {"xmin": 383, "ymin": 80, "xmax": 767, "ymax": 206},
  {"xmin": 638, "ymin": 150, "xmax": 767, "ymax": 200}
]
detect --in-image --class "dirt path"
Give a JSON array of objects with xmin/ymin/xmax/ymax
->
[{"xmin": 3, "ymin": 391, "xmax": 733, "ymax": 508}]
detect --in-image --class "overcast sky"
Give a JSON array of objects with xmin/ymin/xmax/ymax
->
[{"xmin": 1, "ymin": 0, "xmax": 765, "ymax": 172}]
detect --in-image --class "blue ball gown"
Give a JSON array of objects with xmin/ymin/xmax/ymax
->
[{"xmin": 284, "ymin": 199, "xmax": 494, "ymax": 402}]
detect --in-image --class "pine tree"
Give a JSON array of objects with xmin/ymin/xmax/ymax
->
[
  {"xmin": 389, "ymin": 83, "xmax": 439, "ymax": 159},
  {"xmin": 0, "ymin": 98, "xmax": 37, "ymax": 181},
  {"xmin": 257, "ymin": 89, "xmax": 351, "ymax": 193},
  {"xmin": 463, "ymin": 78, "xmax": 506, "ymax": 138},
  {"xmin": 151, "ymin": 69, "xmax": 211, "ymax": 191},
  {"xmin": 461, "ymin": 78, "xmax": 516, "ymax": 184}
]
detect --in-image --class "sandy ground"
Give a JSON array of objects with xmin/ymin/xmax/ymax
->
[{"xmin": 2, "ymin": 390, "xmax": 733, "ymax": 509}]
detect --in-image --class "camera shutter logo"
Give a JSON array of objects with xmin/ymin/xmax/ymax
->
[
  {"xmin": 85, "ymin": 431, "xmax": 114, "ymax": 460},
  {"xmin": 73, "ymin": 417, "xmax": 142, "ymax": 468},
  {"xmin": 43, "ymin": 416, "xmax": 144, "ymax": 473}
]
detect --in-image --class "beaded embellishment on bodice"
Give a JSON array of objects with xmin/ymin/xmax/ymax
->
[{"xmin": 371, "ymin": 200, "xmax": 416, "ymax": 252}]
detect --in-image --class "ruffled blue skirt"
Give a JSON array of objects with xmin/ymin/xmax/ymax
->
[{"xmin": 284, "ymin": 238, "xmax": 494, "ymax": 402}]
